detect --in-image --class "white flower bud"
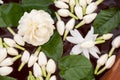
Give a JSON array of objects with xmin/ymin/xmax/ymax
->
[
  {"xmin": 21, "ymin": 50, "xmax": 30, "ymax": 63},
  {"xmin": 105, "ymin": 55, "xmax": 116, "ymax": 69},
  {"xmin": 80, "ymin": 40, "xmax": 95, "ymax": 48},
  {"xmin": 38, "ymin": 52, "xmax": 47, "ymax": 66},
  {"xmin": 65, "ymin": 18, "xmax": 75, "ymax": 31},
  {"xmin": 33, "ymin": 63, "xmax": 42, "ymax": 78},
  {"xmin": 0, "ymin": 57, "xmax": 13, "ymax": 66},
  {"xmin": 56, "ymin": 20, "xmax": 65, "ymax": 35},
  {"xmin": 97, "ymin": 54, "xmax": 108, "ymax": 66},
  {"xmin": 7, "ymin": 47, "xmax": 18, "ymax": 56},
  {"xmin": 83, "ymin": 13, "xmax": 97, "ymax": 24},
  {"xmin": 46, "ymin": 59, "xmax": 56, "ymax": 74},
  {"xmin": 3, "ymin": 38, "xmax": 16, "ymax": 47},
  {"xmin": 0, "ymin": 48, "xmax": 7, "ymax": 63},
  {"xmin": 74, "ymin": 4, "xmax": 83, "ymax": 20},
  {"xmin": 112, "ymin": 36, "xmax": 120, "ymax": 48},
  {"xmin": 57, "ymin": 9, "xmax": 70, "ymax": 17},
  {"xmin": 14, "ymin": 34, "xmax": 25, "ymax": 46},
  {"xmin": 102, "ymin": 33, "xmax": 113, "ymax": 40},
  {"xmin": 86, "ymin": 2, "xmax": 97, "ymax": 14},
  {"xmin": 0, "ymin": 67, "xmax": 13, "ymax": 76},
  {"xmin": 55, "ymin": 1, "xmax": 69, "ymax": 9},
  {"xmin": 69, "ymin": 0, "xmax": 75, "ymax": 6},
  {"xmin": 28, "ymin": 54, "xmax": 38, "ymax": 67},
  {"xmin": 60, "ymin": 0, "xmax": 69, "ymax": 3},
  {"xmin": 86, "ymin": 0, "xmax": 93, "ymax": 4},
  {"xmin": 79, "ymin": 0, "xmax": 87, "ymax": 8},
  {"xmin": 50, "ymin": 75, "xmax": 57, "ymax": 80}
]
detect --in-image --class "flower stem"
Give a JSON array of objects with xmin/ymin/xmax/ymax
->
[
  {"xmin": 75, "ymin": 20, "xmax": 85, "ymax": 28},
  {"xmin": 3, "ymin": 42, "xmax": 9, "ymax": 49},
  {"xmin": 63, "ymin": 29, "xmax": 69, "ymax": 41},
  {"xmin": 95, "ymin": 40, "xmax": 105, "ymax": 44},
  {"xmin": 18, "ymin": 62, "xmax": 25, "ymax": 71},
  {"xmin": 15, "ymin": 44, "xmax": 25, "ymax": 51},
  {"xmin": 69, "ymin": 13, "xmax": 78, "ymax": 20},
  {"xmin": 0, "ymin": 37, "xmax": 3, "ymax": 48},
  {"xmin": 70, "ymin": 5, "xmax": 74, "ymax": 13},
  {"xmin": 95, "ymin": 0, "xmax": 104, "ymax": 5},
  {"xmin": 46, "ymin": 72, "xmax": 51, "ymax": 80},
  {"xmin": 75, "ymin": 0, "xmax": 79, "ymax": 4},
  {"xmin": 96, "ymin": 67, "xmax": 106, "ymax": 75},
  {"xmin": 34, "ymin": 46, "xmax": 41, "ymax": 56},
  {"xmin": 55, "ymin": 12, "xmax": 61, "ymax": 21},
  {"xmin": 13, "ymin": 54, "xmax": 21, "ymax": 62},
  {"xmin": 41, "ymin": 65, "xmax": 47, "ymax": 77},
  {"xmin": 108, "ymin": 47, "xmax": 115, "ymax": 57},
  {"xmin": 96, "ymin": 37, "xmax": 103, "ymax": 41},
  {"xmin": 94, "ymin": 65, "xmax": 100, "ymax": 74},
  {"xmin": 28, "ymin": 71, "xmax": 36, "ymax": 80},
  {"xmin": 82, "ymin": 7, "xmax": 86, "ymax": 15},
  {"xmin": 7, "ymin": 27, "xmax": 16, "ymax": 36}
]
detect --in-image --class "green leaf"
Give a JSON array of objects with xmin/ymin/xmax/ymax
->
[
  {"xmin": 93, "ymin": 7, "xmax": 120, "ymax": 35},
  {"xmin": 0, "ymin": 3, "xmax": 24, "ymax": 27},
  {"xmin": 22, "ymin": 0, "xmax": 53, "ymax": 12},
  {"xmin": 41, "ymin": 31, "xmax": 63, "ymax": 61},
  {"xmin": 58, "ymin": 55, "xmax": 95, "ymax": 80},
  {"xmin": 0, "ymin": 75, "xmax": 16, "ymax": 80}
]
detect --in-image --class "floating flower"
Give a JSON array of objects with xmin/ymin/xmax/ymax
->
[
  {"xmin": 0, "ymin": 67, "xmax": 13, "ymax": 76},
  {"xmin": 66, "ymin": 27, "xmax": 100, "ymax": 59},
  {"xmin": 17, "ymin": 9, "xmax": 55, "ymax": 46}
]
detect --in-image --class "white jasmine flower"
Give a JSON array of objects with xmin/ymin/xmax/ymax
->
[
  {"xmin": 14, "ymin": 34, "xmax": 25, "ymax": 46},
  {"xmin": 18, "ymin": 9, "xmax": 55, "ymax": 46},
  {"xmin": 66, "ymin": 27, "xmax": 100, "ymax": 59},
  {"xmin": 102, "ymin": 33, "xmax": 113, "ymax": 40},
  {"xmin": 7, "ymin": 47, "xmax": 18, "ymax": 56},
  {"xmin": 86, "ymin": 2, "xmax": 97, "ymax": 14},
  {"xmin": 0, "ymin": 48, "xmax": 7, "ymax": 63},
  {"xmin": 33, "ymin": 63, "xmax": 42, "ymax": 78},
  {"xmin": 50, "ymin": 75, "xmax": 57, "ymax": 80},
  {"xmin": 28, "ymin": 54, "xmax": 38, "ymax": 67},
  {"xmin": 0, "ymin": 67, "xmax": 13, "ymax": 76},
  {"xmin": 56, "ymin": 20, "xmax": 65, "ymax": 35},
  {"xmin": 112, "ymin": 35, "xmax": 120, "ymax": 48},
  {"xmin": 18, "ymin": 50, "xmax": 30, "ymax": 71},
  {"xmin": 0, "ymin": 0, "xmax": 3, "ymax": 4},
  {"xmin": 55, "ymin": 0, "xmax": 69, "ymax": 9},
  {"xmin": 74, "ymin": 4, "xmax": 83, "ymax": 20}
]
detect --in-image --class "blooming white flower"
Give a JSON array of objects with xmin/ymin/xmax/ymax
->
[
  {"xmin": 55, "ymin": 0, "xmax": 69, "ymax": 9},
  {"xmin": 0, "ymin": 67, "xmax": 13, "ymax": 76},
  {"xmin": 18, "ymin": 9, "xmax": 55, "ymax": 46},
  {"xmin": 0, "ymin": 48, "xmax": 7, "ymax": 63},
  {"xmin": 66, "ymin": 27, "xmax": 100, "ymax": 59}
]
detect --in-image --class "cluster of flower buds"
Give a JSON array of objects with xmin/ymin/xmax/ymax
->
[
  {"xmin": 94, "ymin": 35, "xmax": 120, "ymax": 75},
  {"xmin": 54, "ymin": 0, "xmax": 104, "ymax": 40},
  {"xmin": 0, "ymin": 37, "xmax": 21, "ymax": 76},
  {"xmin": 27, "ymin": 51, "xmax": 57, "ymax": 80}
]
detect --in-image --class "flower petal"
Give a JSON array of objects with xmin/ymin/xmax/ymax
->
[
  {"xmin": 89, "ymin": 48, "xmax": 99, "ymax": 58},
  {"xmin": 71, "ymin": 44, "xmax": 82, "ymax": 55},
  {"xmin": 91, "ymin": 46, "xmax": 101, "ymax": 54},
  {"xmin": 82, "ymin": 49, "xmax": 90, "ymax": 59}
]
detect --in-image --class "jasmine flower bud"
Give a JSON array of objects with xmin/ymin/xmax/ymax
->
[
  {"xmin": 38, "ymin": 51, "xmax": 47, "ymax": 77},
  {"xmin": 0, "ymin": 55, "xmax": 21, "ymax": 66},
  {"xmin": 102, "ymin": 33, "xmax": 113, "ymax": 40},
  {"xmin": 46, "ymin": 59, "xmax": 56, "ymax": 80},
  {"xmin": 74, "ymin": 4, "xmax": 83, "ymax": 20},
  {"xmin": 7, "ymin": 47, "xmax": 19, "ymax": 56},
  {"xmin": 69, "ymin": 0, "xmax": 75, "ymax": 13},
  {"xmin": 0, "ymin": 67, "xmax": 13, "ymax": 76},
  {"xmin": 14, "ymin": 34, "xmax": 25, "ymax": 46},
  {"xmin": 79, "ymin": 0, "xmax": 87, "ymax": 8},
  {"xmin": 18, "ymin": 50, "xmax": 30, "ymax": 71},
  {"xmin": 0, "ymin": 48, "xmax": 7, "ymax": 63},
  {"xmin": 86, "ymin": 0, "xmax": 93, "ymax": 4},
  {"xmin": 55, "ymin": 0, "xmax": 69, "ymax": 9},
  {"xmin": 57, "ymin": 9, "xmax": 78, "ymax": 19},
  {"xmin": 50, "ymin": 75, "xmax": 57, "ymax": 80},
  {"xmin": 56, "ymin": 20, "xmax": 65, "ymax": 36},
  {"xmin": 86, "ymin": 2, "xmax": 97, "ymax": 14},
  {"xmin": 33, "ymin": 63, "xmax": 42, "ymax": 78},
  {"xmin": 94, "ymin": 54, "xmax": 108, "ymax": 74},
  {"xmin": 63, "ymin": 18, "xmax": 75, "ymax": 40},
  {"xmin": 97, "ymin": 55, "xmax": 116, "ymax": 75}
]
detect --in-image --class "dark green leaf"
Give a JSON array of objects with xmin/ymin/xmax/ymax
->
[
  {"xmin": 93, "ymin": 7, "xmax": 120, "ymax": 34},
  {"xmin": 22, "ymin": 0, "xmax": 53, "ymax": 12},
  {"xmin": 0, "ymin": 75, "xmax": 16, "ymax": 80},
  {"xmin": 0, "ymin": 3, "xmax": 24, "ymax": 27},
  {"xmin": 58, "ymin": 55, "xmax": 95, "ymax": 80},
  {"xmin": 41, "ymin": 31, "xmax": 63, "ymax": 61}
]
